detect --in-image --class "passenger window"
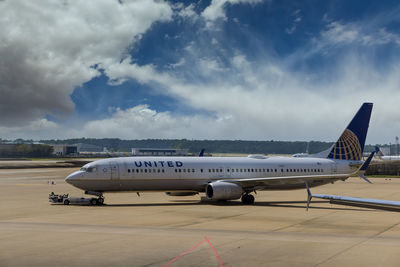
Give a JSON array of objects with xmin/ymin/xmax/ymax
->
[
  {"xmin": 128, "ymin": 169, "xmax": 130, "ymax": 173},
  {"xmin": 201, "ymin": 169, "xmax": 203, "ymax": 172},
  {"xmin": 145, "ymin": 169, "xmax": 147, "ymax": 173},
  {"xmin": 162, "ymin": 169, "xmax": 165, "ymax": 173},
  {"xmin": 158, "ymin": 169, "xmax": 160, "ymax": 173},
  {"xmin": 192, "ymin": 169, "xmax": 195, "ymax": 173},
  {"xmin": 188, "ymin": 169, "xmax": 190, "ymax": 173},
  {"xmin": 179, "ymin": 169, "xmax": 181, "ymax": 173},
  {"xmin": 175, "ymin": 169, "xmax": 177, "ymax": 173}
]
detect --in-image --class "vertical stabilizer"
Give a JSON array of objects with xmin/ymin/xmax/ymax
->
[
  {"xmin": 327, "ymin": 103, "xmax": 373, "ymax": 160},
  {"xmin": 375, "ymin": 146, "xmax": 384, "ymax": 157}
]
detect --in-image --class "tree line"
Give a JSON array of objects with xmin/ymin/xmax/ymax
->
[{"xmin": 40, "ymin": 138, "xmax": 337, "ymax": 154}]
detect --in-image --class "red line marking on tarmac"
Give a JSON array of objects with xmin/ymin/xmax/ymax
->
[
  {"xmin": 204, "ymin": 236, "xmax": 225, "ymax": 267},
  {"xmin": 162, "ymin": 239, "xmax": 207, "ymax": 267},
  {"xmin": 162, "ymin": 236, "xmax": 225, "ymax": 267}
]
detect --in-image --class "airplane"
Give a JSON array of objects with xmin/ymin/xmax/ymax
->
[
  {"xmin": 65, "ymin": 102, "xmax": 373, "ymax": 205},
  {"xmin": 292, "ymin": 142, "xmax": 310, "ymax": 157},
  {"xmin": 375, "ymin": 146, "xmax": 400, "ymax": 161}
]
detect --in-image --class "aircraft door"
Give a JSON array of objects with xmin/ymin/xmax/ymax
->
[
  {"xmin": 110, "ymin": 161, "xmax": 120, "ymax": 180},
  {"xmin": 331, "ymin": 163, "xmax": 338, "ymax": 174}
]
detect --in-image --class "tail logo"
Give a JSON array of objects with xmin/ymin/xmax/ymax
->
[{"xmin": 328, "ymin": 129, "xmax": 362, "ymax": 160}]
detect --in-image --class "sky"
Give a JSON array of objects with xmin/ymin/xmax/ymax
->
[{"xmin": 1, "ymin": 0, "xmax": 400, "ymax": 144}]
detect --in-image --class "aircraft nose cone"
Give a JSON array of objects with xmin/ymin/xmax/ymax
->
[{"xmin": 65, "ymin": 171, "xmax": 80, "ymax": 185}]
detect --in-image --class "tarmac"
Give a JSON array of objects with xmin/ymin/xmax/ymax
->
[{"xmin": 1, "ymin": 166, "xmax": 400, "ymax": 266}]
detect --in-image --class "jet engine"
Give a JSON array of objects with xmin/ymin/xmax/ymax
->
[
  {"xmin": 165, "ymin": 192, "xmax": 198, "ymax": 196},
  {"xmin": 206, "ymin": 182, "xmax": 243, "ymax": 200}
]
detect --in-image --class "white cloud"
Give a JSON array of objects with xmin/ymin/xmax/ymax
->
[
  {"xmin": 93, "ymin": 47, "xmax": 400, "ymax": 143},
  {"xmin": 320, "ymin": 21, "xmax": 400, "ymax": 47},
  {"xmin": 177, "ymin": 3, "xmax": 197, "ymax": 18},
  {"xmin": 201, "ymin": 0, "xmax": 263, "ymax": 26},
  {"xmin": 0, "ymin": 119, "xmax": 60, "ymax": 139},
  {"xmin": 2, "ymin": 1, "xmax": 400, "ymax": 145},
  {"xmin": 286, "ymin": 9, "xmax": 302, "ymax": 34},
  {"xmin": 0, "ymin": 0, "xmax": 172, "ymax": 126}
]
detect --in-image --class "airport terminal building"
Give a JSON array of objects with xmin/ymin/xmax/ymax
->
[{"xmin": 131, "ymin": 148, "xmax": 188, "ymax": 156}]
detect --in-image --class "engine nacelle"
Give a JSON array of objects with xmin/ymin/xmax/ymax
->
[
  {"xmin": 206, "ymin": 182, "xmax": 243, "ymax": 200},
  {"xmin": 165, "ymin": 192, "xmax": 198, "ymax": 196}
]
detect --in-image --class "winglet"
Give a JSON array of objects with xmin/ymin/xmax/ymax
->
[
  {"xmin": 359, "ymin": 151, "xmax": 375, "ymax": 171},
  {"xmin": 304, "ymin": 181, "xmax": 312, "ymax": 211},
  {"xmin": 358, "ymin": 151, "xmax": 375, "ymax": 184}
]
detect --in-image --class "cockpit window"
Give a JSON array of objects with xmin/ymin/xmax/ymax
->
[
  {"xmin": 80, "ymin": 167, "xmax": 97, "ymax": 172},
  {"xmin": 87, "ymin": 167, "xmax": 96, "ymax": 172}
]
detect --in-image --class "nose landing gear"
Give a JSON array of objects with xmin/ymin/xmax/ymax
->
[
  {"xmin": 241, "ymin": 194, "xmax": 255, "ymax": 205},
  {"xmin": 85, "ymin": 191, "xmax": 105, "ymax": 205}
]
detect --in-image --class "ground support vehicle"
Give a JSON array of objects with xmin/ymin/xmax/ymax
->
[{"xmin": 49, "ymin": 192, "xmax": 104, "ymax": 205}]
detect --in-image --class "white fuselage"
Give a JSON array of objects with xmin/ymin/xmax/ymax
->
[
  {"xmin": 65, "ymin": 156, "xmax": 360, "ymax": 193},
  {"xmin": 380, "ymin": 155, "xmax": 400, "ymax": 161}
]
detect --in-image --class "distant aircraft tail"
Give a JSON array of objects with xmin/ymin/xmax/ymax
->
[
  {"xmin": 198, "ymin": 149, "xmax": 205, "ymax": 157},
  {"xmin": 375, "ymin": 146, "xmax": 384, "ymax": 157},
  {"xmin": 326, "ymin": 103, "xmax": 373, "ymax": 161}
]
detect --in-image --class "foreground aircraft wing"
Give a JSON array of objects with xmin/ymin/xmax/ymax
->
[
  {"xmin": 220, "ymin": 174, "xmax": 350, "ymax": 189},
  {"xmin": 311, "ymin": 194, "xmax": 400, "ymax": 211}
]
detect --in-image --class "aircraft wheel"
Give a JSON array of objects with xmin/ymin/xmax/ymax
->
[
  {"xmin": 63, "ymin": 199, "xmax": 70, "ymax": 205},
  {"xmin": 98, "ymin": 198, "xmax": 104, "ymax": 205},
  {"xmin": 90, "ymin": 198, "xmax": 98, "ymax": 205},
  {"xmin": 241, "ymin": 194, "xmax": 255, "ymax": 205}
]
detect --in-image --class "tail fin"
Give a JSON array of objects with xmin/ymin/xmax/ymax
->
[
  {"xmin": 375, "ymin": 146, "xmax": 384, "ymax": 157},
  {"xmin": 198, "ymin": 149, "xmax": 205, "ymax": 157},
  {"xmin": 327, "ymin": 103, "xmax": 373, "ymax": 160}
]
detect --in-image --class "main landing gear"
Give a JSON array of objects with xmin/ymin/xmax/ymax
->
[{"xmin": 241, "ymin": 193, "xmax": 255, "ymax": 205}]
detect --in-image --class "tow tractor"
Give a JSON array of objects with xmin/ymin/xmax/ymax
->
[{"xmin": 49, "ymin": 192, "xmax": 104, "ymax": 205}]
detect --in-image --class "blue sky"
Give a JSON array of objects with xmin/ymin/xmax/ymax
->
[{"xmin": 1, "ymin": 0, "xmax": 400, "ymax": 143}]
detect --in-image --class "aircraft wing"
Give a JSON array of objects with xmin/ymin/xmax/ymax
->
[
  {"xmin": 311, "ymin": 194, "xmax": 400, "ymax": 211},
  {"xmin": 219, "ymin": 174, "xmax": 350, "ymax": 189}
]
